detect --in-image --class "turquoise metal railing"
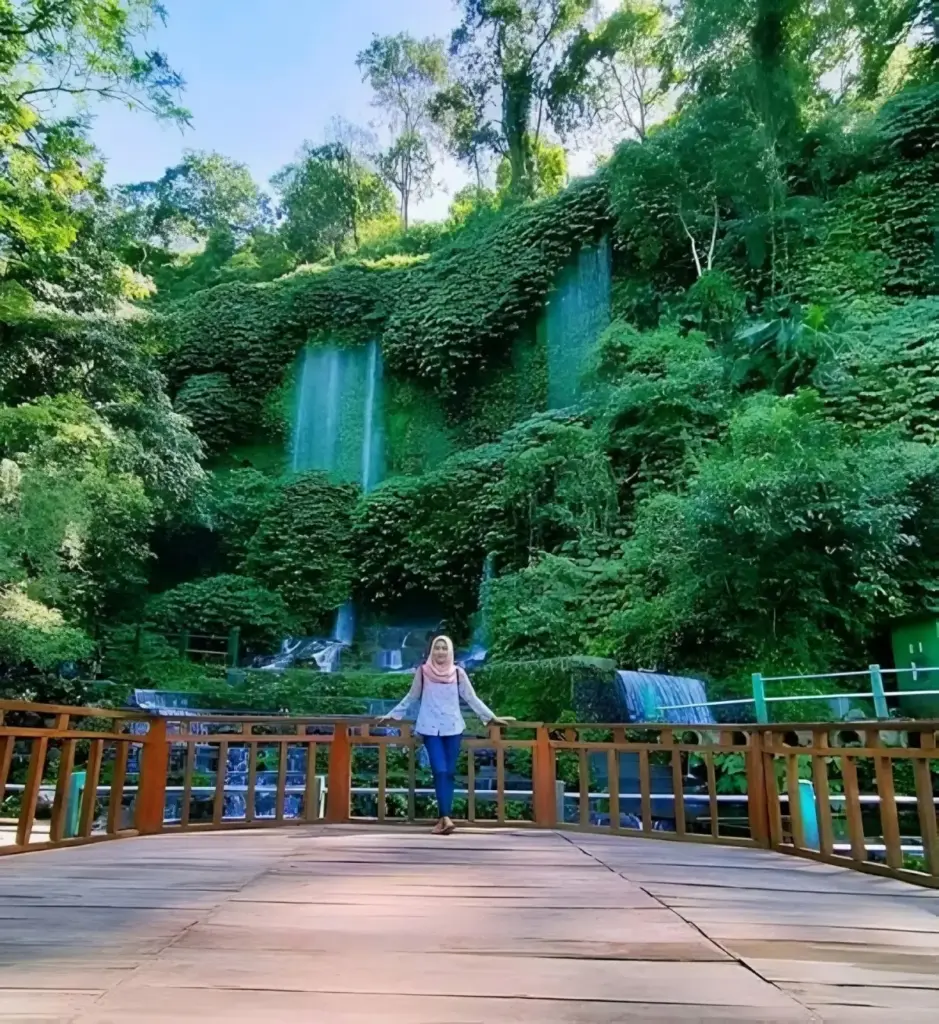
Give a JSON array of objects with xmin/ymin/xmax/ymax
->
[{"xmin": 656, "ymin": 664, "xmax": 939, "ymax": 723}]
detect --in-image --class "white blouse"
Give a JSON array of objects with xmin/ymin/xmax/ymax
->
[{"xmin": 386, "ymin": 667, "xmax": 496, "ymax": 736}]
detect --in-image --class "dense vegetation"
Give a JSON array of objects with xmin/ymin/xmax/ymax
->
[{"xmin": 3, "ymin": 0, "xmax": 939, "ymax": 715}]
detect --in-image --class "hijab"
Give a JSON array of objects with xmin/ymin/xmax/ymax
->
[{"xmin": 422, "ymin": 635, "xmax": 458, "ymax": 684}]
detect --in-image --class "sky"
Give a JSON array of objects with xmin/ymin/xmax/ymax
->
[{"xmin": 91, "ymin": 0, "xmax": 601, "ymax": 223}]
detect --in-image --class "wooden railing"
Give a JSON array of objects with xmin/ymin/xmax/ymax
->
[{"xmin": 1, "ymin": 701, "xmax": 936, "ymax": 888}]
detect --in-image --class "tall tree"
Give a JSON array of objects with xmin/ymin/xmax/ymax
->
[
  {"xmin": 850, "ymin": 0, "xmax": 939, "ymax": 95},
  {"xmin": 357, "ymin": 33, "xmax": 447, "ymax": 228},
  {"xmin": 115, "ymin": 151, "xmax": 269, "ymax": 252},
  {"xmin": 0, "ymin": 0, "xmax": 188, "ymax": 310},
  {"xmin": 551, "ymin": 1, "xmax": 674, "ymax": 142},
  {"xmin": 272, "ymin": 133, "xmax": 394, "ymax": 262},
  {"xmin": 432, "ymin": 0, "xmax": 596, "ymax": 199}
]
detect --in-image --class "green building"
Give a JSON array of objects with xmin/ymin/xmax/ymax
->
[{"xmin": 891, "ymin": 616, "xmax": 939, "ymax": 717}]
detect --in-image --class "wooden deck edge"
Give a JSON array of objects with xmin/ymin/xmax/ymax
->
[
  {"xmin": 0, "ymin": 829, "xmax": 139, "ymax": 859},
  {"xmin": 774, "ymin": 841, "xmax": 939, "ymax": 890}
]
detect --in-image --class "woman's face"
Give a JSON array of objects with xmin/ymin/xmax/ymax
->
[{"xmin": 431, "ymin": 639, "xmax": 449, "ymax": 665}]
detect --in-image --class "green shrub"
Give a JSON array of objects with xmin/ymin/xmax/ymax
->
[
  {"xmin": 0, "ymin": 589, "xmax": 93, "ymax": 670},
  {"xmin": 474, "ymin": 657, "xmax": 617, "ymax": 722},
  {"xmin": 146, "ymin": 574, "xmax": 290, "ymax": 651},
  {"xmin": 174, "ymin": 372, "xmax": 257, "ymax": 452},
  {"xmin": 245, "ymin": 473, "xmax": 357, "ymax": 628}
]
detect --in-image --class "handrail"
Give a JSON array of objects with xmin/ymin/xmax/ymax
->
[{"xmin": 1, "ymin": 701, "xmax": 937, "ymax": 890}]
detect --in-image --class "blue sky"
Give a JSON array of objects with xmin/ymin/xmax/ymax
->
[{"xmin": 92, "ymin": 0, "xmax": 472, "ymax": 221}]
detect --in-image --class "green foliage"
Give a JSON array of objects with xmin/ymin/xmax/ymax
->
[
  {"xmin": 473, "ymin": 656, "xmax": 616, "ymax": 721},
  {"xmin": 495, "ymin": 137, "xmax": 569, "ymax": 198},
  {"xmin": 439, "ymin": 0, "xmax": 595, "ymax": 198},
  {"xmin": 0, "ymin": 589, "xmax": 93, "ymax": 671},
  {"xmin": 146, "ymin": 574, "xmax": 291, "ymax": 651},
  {"xmin": 550, "ymin": 0, "xmax": 674, "ymax": 141},
  {"xmin": 100, "ymin": 625, "xmax": 220, "ymax": 692},
  {"xmin": 594, "ymin": 321, "xmax": 729, "ymax": 500},
  {"xmin": 610, "ymin": 391, "xmax": 939, "ymax": 674},
  {"xmin": 381, "ymin": 176, "xmax": 610, "ymax": 393},
  {"xmin": 272, "ymin": 139, "xmax": 395, "ymax": 261},
  {"xmin": 0, "ymin": 0, "xmax": 187, "ymax": 310},
  {"xmin": 9, "ymin": 0, "xmax": 939, "ymax": 711},
  {"xmin": 357, "ymin": 33, "xmax": 447, "ymax": 228},
  {"xmin": 817, "ymin": 299, "xmax": 939, "ymax": 444},
  {"xmin": 161, "ymin": 175, "xmax": 610, "ymax": 419},
  {"xmin": 486, "ymin": 554, "xmax": 626, "ymax": 659},
  {"xmin": 205, "ymin": 468, "xmax": 279, "ymax": 568},
  {"xmin": 174, "ymin": 372, "xmax": 256, "ymax": 453},
  {"xmin": 114, "ymin": 150, "xmax": 269, "ymax": 251},
  {"xmin": 245, "ymin": 474, "xmax": 358, "ymax": 628},
  {"xmin": 354, "ymin": 447, "xmax": 497, "ymax": 626}
]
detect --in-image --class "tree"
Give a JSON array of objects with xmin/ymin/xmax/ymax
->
[
  {"xmin": 273, "ymin": 129, "xmax": 394, "ymax": 262},
  {"xmin": 375, "ymin": 131, "xmax": 435, "ymax": 231},
  {"xmin": 613, "ymin": 391, "xmax": 939, "ymax": 674},
  {"xmin": 433, "ymin": 0, "xmax": 595, "ymax": 199},
  {"xmin": 357, "ymin": 33, "xmax": 448, "ymax": 228},
  {"xmin": 114, "ymin": 151, "xmax": 269, "ymax": 256},
  {"xmin": 0, "ymin": 1, "xmax": 188, "ymax": 310},
  {"xmin": 849, "ymin": 0, "xmax": 939, "ymax": 95},
  {"xmin": 496, "ymin": 135, "xmax": 568, "ymax": 197},
  {"xmin": 551, "ymin": 0, "xmax": 674, "ymax": 142},
  {"xmin": 610, "ymin": 97, "xmax": 767, "ymax": 282}
]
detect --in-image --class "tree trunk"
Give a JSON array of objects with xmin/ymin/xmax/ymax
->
[{"xmin": 503, "ymin": 67, "xmax": 535, "ymax": 198}]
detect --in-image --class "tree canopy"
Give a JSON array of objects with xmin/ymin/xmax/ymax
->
[{"xmin": 5, "ymin": 0, "xmax": 939, "ymax": 716}]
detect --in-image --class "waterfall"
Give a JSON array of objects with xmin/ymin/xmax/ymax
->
[
  {"xmin": 292, "ymin": 339, "xmax": 385, "ymax": 653},
  {"xmin": 333, "ymin": 603, "xmax": 356, "ymax": 647},
  {"xmin": 543, "ymin": 237, "xmax": 612, "ymax": 409},
  {"xmin": 291, "ymin": 340, "xmax": 384, "ymax": 483},
  {"xmin": 614, "ymin": 670, "xmax": 716, "ymax": 725},
  {"xmin": 471, "ymin": 552, "xmax": 496, "ymax": 652},
  {"xmin": 360, "ymin": 339, "xmax": 382, "ymax": 493}
]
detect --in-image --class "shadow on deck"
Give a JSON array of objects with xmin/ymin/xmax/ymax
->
[{"xmin": 1, "ymin": 826, "xmax": 938, "ymax": 1022}]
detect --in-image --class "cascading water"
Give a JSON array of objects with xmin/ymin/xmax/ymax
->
[
  {"xmin": 470, "ymin": 552, "xmax": 496, "ymax": 654},
  {"xmin": 615, "ymin": 670, "xmax": 716, "ymax": 725},
  {"xmin": 542, "ymin": 237, "xmax": 612, "ymax": 409},
  {"xmin": 291, "ymin": 339, "xmax": 385, "ymax": 657},
  {"xmin": 291, "ymin": 339, "xmax": 384, "ymax": 483}
]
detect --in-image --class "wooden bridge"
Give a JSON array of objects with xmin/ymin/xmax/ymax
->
[{"xmin": 1, "ymin": 701, "xmax": 938, "ymax": 1021}]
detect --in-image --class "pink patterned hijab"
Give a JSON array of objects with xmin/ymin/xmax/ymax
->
[{"xmin": 422, "ymin": 635, "xmax": 458, "ymax": 684}]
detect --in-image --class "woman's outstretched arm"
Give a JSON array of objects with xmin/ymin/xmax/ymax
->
[
  {"xmin": 457, "ymin": 669, "xmax": 497, "ymax": 724},
  {"xmin": 383, "ymin": 668, "xmax": 423, "ymax": 720}
]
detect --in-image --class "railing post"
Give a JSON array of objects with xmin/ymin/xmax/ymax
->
[
  {"xmin": 746, "ymin": 729, "xmax": 771, "ymax": 848},
  {"xmin": 177, "ymin": 629, "xmax": 189, "ymax": 659},
  {"xmin": 869, "ymin": 664, "xmax": 889, "ymax": 719},
  {"xmin": 798, "ymin": 779, "xmax": 820, "ymax": 851},
  {"xmin": 641, "ymin": 684, "xmax": 657, "ymax": 722},
  {"xmin": 325, "ymin": 724, "xmax": 352, "ymax": 823},
  {"xmin": 752, "ymin": 673, "xmax": 768, "ymax": 724},
  {"xmin": 532, "ymin": 725, "xmax": 556, "ymax": 827},
  {"xmin": 135, "ymin": 717, "xmax": 169, "ymax": 835},
  {"xmin": 227, "ymin": 627, "xmax": 241, "ymax": 668}
]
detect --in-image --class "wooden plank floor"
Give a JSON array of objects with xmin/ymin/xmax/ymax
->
[{"xmin": 1, "ymin": 827, "xmax": 938, "ymax": 1022}]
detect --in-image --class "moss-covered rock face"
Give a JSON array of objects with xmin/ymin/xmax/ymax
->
[
  {"xmin": 159, "ymin": 176, "xmax": 611, "ymax": 455},
  {"xmin": 245, "ymin": 473, "xmax": 358, "ymax": 631},
  {"xmin": 135, "ymin": 77, "xmax": 939, "ymax": 713}
]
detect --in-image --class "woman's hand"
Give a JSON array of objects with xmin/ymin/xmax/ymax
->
[
  {"xmin": 488, "ymin": 716, "xmax": 515, "ymax": 727},
  {"xmin": 376, "ymin": 714, "xmax": 394, "ymax": 725}
]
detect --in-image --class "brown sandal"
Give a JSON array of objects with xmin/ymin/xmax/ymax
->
[{"xmin": 441, "ymin": 816, "xmax": 456, "ymax": 835}]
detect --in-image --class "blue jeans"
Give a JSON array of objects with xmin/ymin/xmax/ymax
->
[{"xmin": 422, "ymin": 733, "xmax": 462, "ymax": 818}]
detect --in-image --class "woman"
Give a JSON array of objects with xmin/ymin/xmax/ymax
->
[{"xmin": 379, "ymin": 635, "xmax": 511, "ymax": 835}]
